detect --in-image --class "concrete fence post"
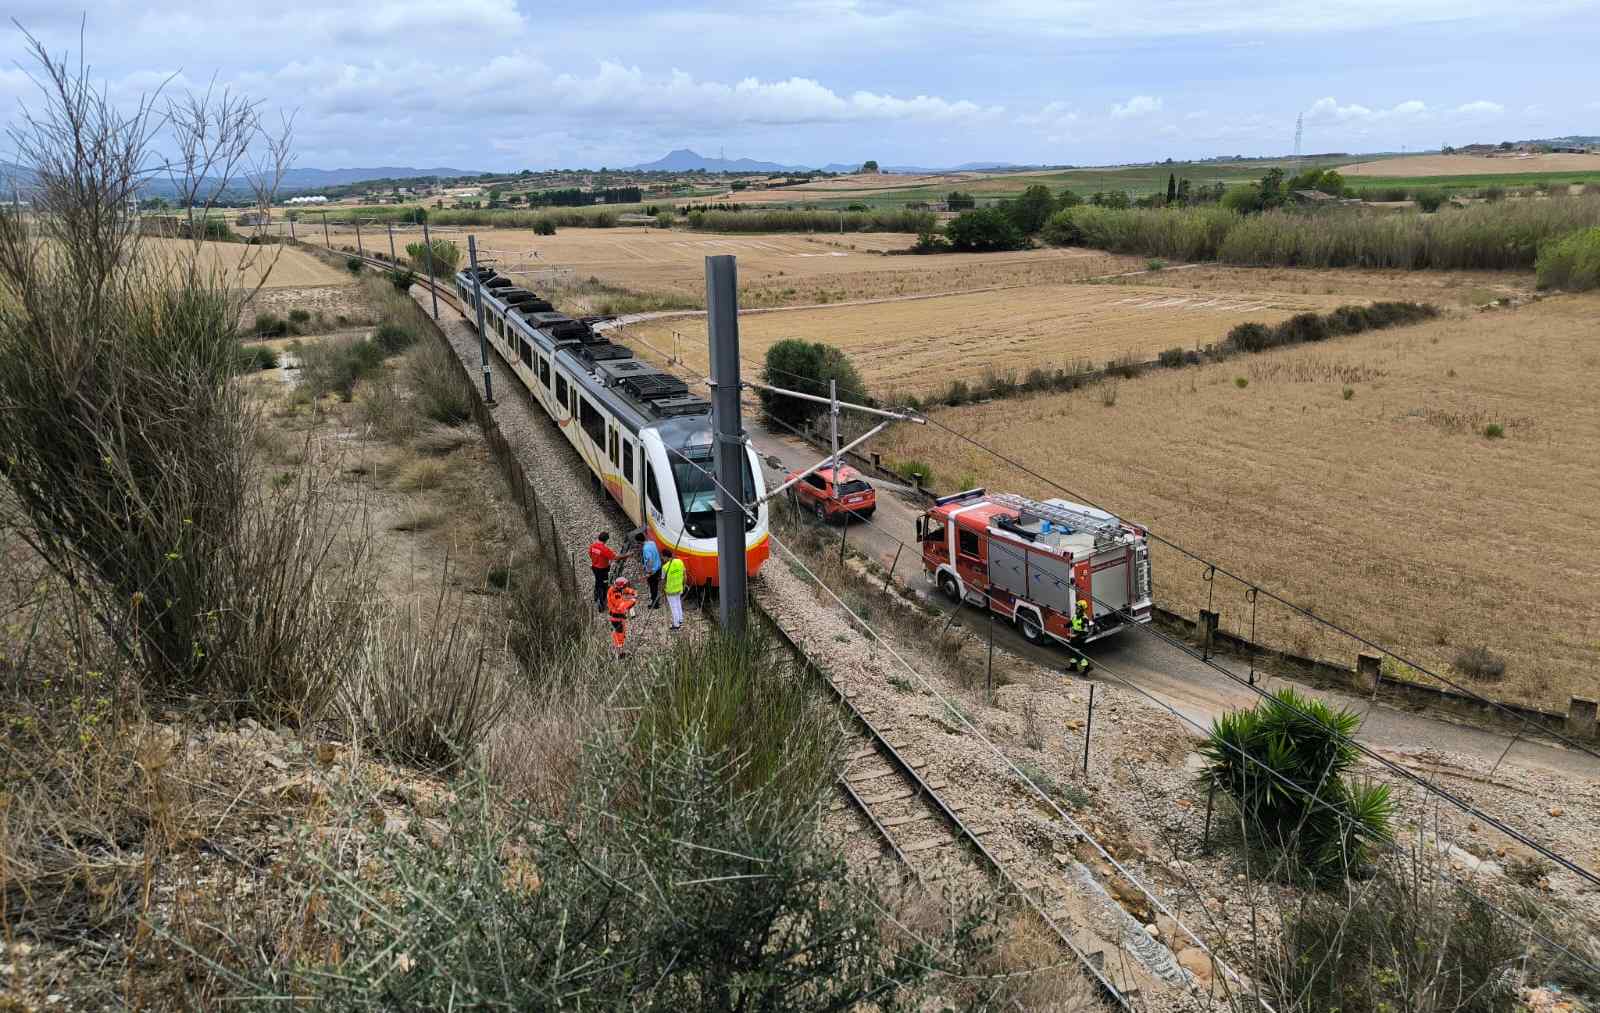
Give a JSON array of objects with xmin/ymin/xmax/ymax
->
[
  {"xmin": 1568, "ymin": 697, "xmax": 1598, "ymax": 738},
  {"xmin": 1355, "ymin": 654, "xmax": 1382, "ymax": 694},
  {"xmin": 1199, "ymin": 609, "xmax": 1219, "ymax": 660},
  {"xmin": 870, "ymin": 452, "xmax": 881, "ymax": 471}
]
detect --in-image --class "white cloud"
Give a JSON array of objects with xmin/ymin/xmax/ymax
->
[
  {"xmin": 1110, "ymin": 95, "xmax": 1162, "ymax": 119},
  {"xmin": 1454, "ymin": 100, "xmax": 1504, "ymax": 116},
  {"xmin": 1305, "ymin": 96, "xmax": 1427, "ymax": 122},
  {"xmin": 1017, "ymin": 100, "xmax": 1078, "ymax": 127}
]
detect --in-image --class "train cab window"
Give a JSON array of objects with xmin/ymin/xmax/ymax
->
[
  {"xmin": 555, "ymin": 373, "xmax": 569, "ymax": 408},
  {"xmin": 538, "ymin": 355, "xmax": 550, "ymax": 388},
  {"xmin": 622, "ymin": 439, "xmax": 635, "ymax": 484},
  {"xmin": 646, "ymin": 464, "xmax": 662, "ymax": 514},
  {"xmin": 579, "ymin": 397, "xmax": 605, "ymax": 446},
  {"xmin": 958, "ymin": 529, "xmax": 980, "ymax": 559},
  {"xmin": 519, "ymin": 338, "xmax": 533, "ymax": 368}
]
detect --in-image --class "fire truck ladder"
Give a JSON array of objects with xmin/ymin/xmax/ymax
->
[{"xmin": 989, "ymin": 493, "xmax": 1122, "ymax": 546}]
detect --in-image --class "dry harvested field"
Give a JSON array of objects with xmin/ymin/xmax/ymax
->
[
  {"xmin": 396, "ymin": 226, "xmax": 1134, "ymax": 306},
  {"xmin": 140, "ymin": 237, "xmax": 352, "ymax": 288},
  {"xmin": 1089, "ymin": 263, "xmax": 1536, "ymax": 307},
  {"xmin": 619, "ymin": 279, "xmax": 1350, "ymax": 393},
  {"xmin": 875, "ymin": 294, "xmax": 1600, "ymax": 711},
  {"xmin": 1339, "ymin": 152, "xmax": 1600, "ymax": 176}
]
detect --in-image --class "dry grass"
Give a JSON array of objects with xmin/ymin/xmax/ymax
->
[
  {"xmin": 876, "ymin": 293, "xmax": 1600, "ymax": 710},
  {"xmin": 623, "ymin": 282, "xmax": 1344, "ymax": 393},
  {"xmin": 139, "ymin": 237, "xmax": 353, "ymax": 288}
]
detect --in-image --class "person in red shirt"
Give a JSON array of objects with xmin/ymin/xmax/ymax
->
[{"xmin": 587, "ymin": 532, "xmax": 619, "ymax": 612}]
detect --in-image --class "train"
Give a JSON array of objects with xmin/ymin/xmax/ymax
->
[{"xmin": 452, "ymin": 267, "xmax": 769, "ymax": 587}]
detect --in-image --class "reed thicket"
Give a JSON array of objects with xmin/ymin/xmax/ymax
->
[{"xmin": 1047, "ymin": 194, "xmax": 1600, "ymax": 270}]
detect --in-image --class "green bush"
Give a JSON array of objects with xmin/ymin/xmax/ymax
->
[
  {"xmin": 232, "ymin": 343, "xmax": 280, "ymax": 372},
  {"xmin": 891, "ymin": 459, "xmax": 935, "ymax": 486},
  {"xmin": 1227, "ymin": 322, "xmax": 1275, "ymax": 353},
  {"xmin": 758, "ymin": 339, "xmax": 868, "ymax": 431},
  {"xmin": 1225, "ymin": 302, "xmax": 1436, "ymax": 355},
  {"xmin": 1200, "ymin": 687, "xmax": 1394, "ymax": 878},
  {"xmin": 1270, "ymin": 850, "xmax": 1597, "ymax": 1013},
  {"xmin": 406, "ymin": 239, "xmax": 462, "ymax": 276},
  {"xmin": 295, "ymin": 336, "xmax": 385, "ymax": 401},
  {"xmin": 389, "ymin": 268, "xmax": 418, "ymax": 292},
  {"xmin": 1535, "ymin": 226, "xmax": 1600, "ymax": 291},
  {"xmin": 287, "ymin": 308, "xmax": 311, "ymax": 326},
  {"xmin": 253, "ymin": 311, "xmax": 288, "ymax": 338},
  {"xmin": 1484, "ymin": 422, "xmax": 1505, "ymax": 439},
  {"xmin": 532, "ymin": 219, "xmax": 556, "ymax": 236},
  {"xmin": 945, "ymin": 207, "xmax": 1027, "ymax": 252},
  {"xmin": 1415, "ymin": 190, "xmax": 1446, "ymax": 212},
  {"xmin": 345, "ymin": 256, "xmax": 363, "ymax": 274},
  {"xmin": 911, "ymin": 230, "xmax": 951, "ymax": 253},
  {"xmin": 407, "ymin": 338, "xmax": 474, "ymax": 424},
  {"xmin": 372, "ymin": 322, "xmax": 417, "ymax": 356},
  {"xmin": 1158, "ymin": 346, "xmax": 1185, "ymax": 368}
]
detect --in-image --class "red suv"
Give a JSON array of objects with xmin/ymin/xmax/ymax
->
[{"xmin": 787, "ymin": 465, "xmax": 876, "ymax": 523}]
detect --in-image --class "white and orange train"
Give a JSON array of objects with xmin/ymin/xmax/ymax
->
[{"xmin": 454, "ymin": 266, "xmax": 769, "ymax": 586}]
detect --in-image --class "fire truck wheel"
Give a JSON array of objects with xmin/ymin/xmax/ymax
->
[
  {"xmin": 938, "ymin": 572, "xmax": 960, "ymax": 603},
  {"xmin": 1018, "ymin": 613, "xmax": 1043, "ymax": 643}
]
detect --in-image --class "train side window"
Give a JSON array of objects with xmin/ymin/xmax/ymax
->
[
  {"xmin": 622, "ymin": 439, "xmax": 635, "ymax": 484},
  {"xmin": 538, "ymin": 355, "xmax": 550, "ymax": 388},
  {"xmin": 579, "ymin": 397, "xmax": 604, "ymax": 446},
  {"xmin": 958, "ymin": 529, "xmax": 980, "ymax": 558},
  {"xmin": 519, "ymin": 338, "xmax": 533, "ymax": 368},
  {"xmin": 646, "ymin": 464, "xmax": 662, "ymax": 513},
  {"xmin": 555, "ymin": 373, "xmax": 568, "ymax": 408}
]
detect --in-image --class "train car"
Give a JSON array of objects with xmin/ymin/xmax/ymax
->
[{"xmin": 455, "ymin": 267, "xmax": 769, "ymax": 586}]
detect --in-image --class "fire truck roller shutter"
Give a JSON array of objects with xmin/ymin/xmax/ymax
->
[
  {"xmin": 1090, "ymin": 547, "xmax": 1132, "ymax": 613},
  {"xmin": 987, "ymin": 537, "xmax": 1029, "ymax": 600},
  {"xmin": 1028, "ymin": 551, "xmax": 1076, "ymax": 615}
]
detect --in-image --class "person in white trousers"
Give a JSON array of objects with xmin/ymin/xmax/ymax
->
[{"xmin": 661, "ymin": 548, "xmax": 686, "ymax": 630}]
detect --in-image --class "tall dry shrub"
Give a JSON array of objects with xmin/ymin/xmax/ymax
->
[{"xmin": 0, "ymin": 36, "xmax": 364, "ymax": 721}]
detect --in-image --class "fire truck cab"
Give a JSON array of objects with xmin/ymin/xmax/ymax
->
[{"xmin": 918, "ymin": 489, "xmax": 1152, "ymax": 647}]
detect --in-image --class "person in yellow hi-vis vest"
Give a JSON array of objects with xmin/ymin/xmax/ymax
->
[{"xmin": 661, "ymin": 548, "xmax": 687, "ymax": 631}]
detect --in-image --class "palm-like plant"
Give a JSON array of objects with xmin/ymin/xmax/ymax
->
[{"xmin": 1200, "ymin": 688, "xmax": 1394, "ymax": 879}]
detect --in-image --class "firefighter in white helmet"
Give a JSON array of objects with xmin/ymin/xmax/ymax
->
[{"xmin": 1069, "ymin": 599, "xmax": 1091, "ymax": 674}]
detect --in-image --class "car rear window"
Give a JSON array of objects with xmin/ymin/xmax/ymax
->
[{"xmin": 838, "ymin": 480, "xmax": 873, "ymax": 495}]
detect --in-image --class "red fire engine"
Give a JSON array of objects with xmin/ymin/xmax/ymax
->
[{"xmin": 918, "ymin": 489, "xmax": 1152, "ymax": 647}]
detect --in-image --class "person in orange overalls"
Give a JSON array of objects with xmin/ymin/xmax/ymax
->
[{"xmin": 606, "ymin": 577, "xmax": 639, "ymax": 658}]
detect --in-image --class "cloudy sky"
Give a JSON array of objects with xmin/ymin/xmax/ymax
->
[{"xmin": 3, "ymin": 1, "xmax": 1596, "ymax": 171}]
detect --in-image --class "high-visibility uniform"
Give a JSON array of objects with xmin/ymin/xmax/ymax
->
[
  {"xmin": 662, "ymin": 558, "xmax": 687, "ymax": 630},
  {"xmin": 607, "ymin": 583, "xmax": 638, "ymax": 652},
  {"xmin": 1069, "ymin": 607, "xmax": 1090, "ymax": 673}
]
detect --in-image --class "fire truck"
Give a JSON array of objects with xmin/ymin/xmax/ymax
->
[{"xmin": 917, "ymin": 489, "xmax": 1152, "ymax": 647}]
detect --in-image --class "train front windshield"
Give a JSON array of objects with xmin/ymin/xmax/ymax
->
[{"xmin": 672, "ymin": 450, "xmax": 758, "ymax": 538}]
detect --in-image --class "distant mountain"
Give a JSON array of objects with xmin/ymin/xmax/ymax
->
[{"xmin": 626, "ymin": 149, "xmax": 812, "ymax": 173}]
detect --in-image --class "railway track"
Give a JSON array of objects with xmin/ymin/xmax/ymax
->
[
  {"xmin": 354, "ymin": 242, "xmax": 1181, "ymax": 1010},
  {"xmin": 758, "ymin": 607, "xmax": 1159, "ymax": 1009}
]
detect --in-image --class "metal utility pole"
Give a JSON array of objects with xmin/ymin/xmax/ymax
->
[
  {"xmin": 287, "ymin": 212, "xmax": 295, "ymax": 241},
  {"xmin": 467, "ymin": 235, "xmax": 495, "ymax": 405},
  {"xmin": 387, "ymin": 220, "xmax": 396, "ymax": 261},
  {"xmin": 829, "ymin": 378, "xmax": 840, "ymax": 484},
  {"xmin": 420, "ymin": 219, "xmax": 439, "ymax": 320},
  {"xmin": 321, "ymin": 211, "xmax": 330, "ymax": 248},
  {"xmin": 354, "ymin": 217, "xmax": 364, "ymax": 256},
  {"xmin": 706, "ymin": 254, "xmax": 747, "ymax": 634}
]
